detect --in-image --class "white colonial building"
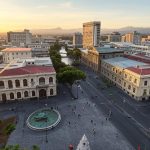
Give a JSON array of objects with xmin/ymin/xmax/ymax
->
[
  {"xmin": 0, "ymin": 57, "xmax": 56, "ymax": 102},
  {"xmin": 2, "ymin": 48, "xmax": 32, "ymax": 63}
]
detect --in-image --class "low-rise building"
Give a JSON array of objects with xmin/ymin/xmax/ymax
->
[
  {"xmin": 107, "ymin": 32, "xmax": 121, "ymax": 42},
  {"xmin": 81, "ymin": 47, "xmax": 124, "ymax": 72},
  {"xmin": 0, "ymin": 57, "xmax": 56, "ymax": 102},
  {"xmin": 2, "ymin": 48, "xmax": 32, "ymax": 63},
  {"xmin": 101, "ymin": 57, "xmax": 150, "ymax": 101}
]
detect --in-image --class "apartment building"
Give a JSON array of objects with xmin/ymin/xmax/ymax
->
[
  {"xmin": 101, "ymin": 57, "xmax": 150, "ymax": 101},
  {"xmin": 83, "ymin": 21, "xmax": 101, "ymax": 48}
]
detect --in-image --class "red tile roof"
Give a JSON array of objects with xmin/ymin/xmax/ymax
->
[
  {"xmin": 127, "ymin": 66, "xmax": 150, "ymax": 75},
  {"xmin": 0, "ymin": 66, "xmax": 55, "ymax": 77},
  {"xmin": 2, "ymin": 48, "xmax": 32, "ymax": 52}
]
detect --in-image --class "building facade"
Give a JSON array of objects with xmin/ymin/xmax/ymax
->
[
  {"xmin": 2, "ymin": 48, "xmax": 32, "ymax": 63},
  {"xmin": 83, "ymin": 21, "xmax": 101, "ymax": 48},
  {"xmin": 73, "ymin": 32, "xmax": 83, "ymax": 48},
  {"xmin": 0, "ymin": 65, "xmax": 56, "ymax": 102},
  {"xmin": 122, "ymin": 31, "xmax": 141, "ymax": 45},
  {"xmin": 107, "ymin": 32, "xmax": 121, "ymax": 42},
  {"xmin": 101, "ymin": 57, "xmax": 150, "ymax": 101},
  {"xmin": 7, "ymin": 29, "xmax": 32, "ymax": 46},
  {"xmin": 81, "ymin": 47, "xmax": 124, "ymax": 72}
]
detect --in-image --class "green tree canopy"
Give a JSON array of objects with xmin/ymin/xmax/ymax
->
[{"xmin": 57, "ymin": 66, "xmax": 86, "ymax": 85}]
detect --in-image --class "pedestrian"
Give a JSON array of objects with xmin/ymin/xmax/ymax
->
[
  {"xmin": 91, "ymin": 120, "xmax": 93, "ymax": 123},
  {"xmin": 78, "ymin": 114, "xmax": 81, "ymax": 118},
  {"xmin": 68, "ymin": 121, "xmax": 71, "ymax": 125}
]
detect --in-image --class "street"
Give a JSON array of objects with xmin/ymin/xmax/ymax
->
[{"xmin": 79, "ymin": 64, "xmax": 150, "ymax": 150}]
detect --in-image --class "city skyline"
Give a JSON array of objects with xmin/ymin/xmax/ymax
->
[{"xmin": 0, "ymin": 0, "xmax": 150, "ymax": 32}]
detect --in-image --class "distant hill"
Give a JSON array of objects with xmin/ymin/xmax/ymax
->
[{"xmin": 1, "ymin": 26, "xmax": 150, "ymax": 36}]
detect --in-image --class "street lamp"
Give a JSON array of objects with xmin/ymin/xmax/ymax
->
[{"xmin": 45, "ymin": 103, "xmax": 48, "ymax": 143}]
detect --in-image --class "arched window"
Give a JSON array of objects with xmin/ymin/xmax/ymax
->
[
  {"xmin": 10, "ymin": 93, "xmax": 14, "ymax": 100},
  {"xmin": 39, "ymin": 77, "xmax": 45, "ymax": 85},
  {"xmin": 17, "ymin": 92, "xmax": 21, "ymax": 99},
  {"xmin": 2, "ymin": 93, "xmax": 7, "ymax": 101},
  {"xmin": 8, "ymin": 80, "xmax": 13, "ymax": 89},
  {"xmin": 50, "ymin": 89, "xmax": 53, "ymax": 95},
  {"xmin": 24, "ymin": 91, "xmax": 28, "ymax": 97},
  {"xmin": 32, "ymin": 91, "xmax": 35, "ymax": 97},
  {"xmin": 0, "ymin": 81, "xmax": 4, "ymax": 89},
  {"xmin": 15, "ymin": 80, "xmax": 20, "ymax": 87},
  {"xmin": 49, "ymin": 77, "xmax": 53, "ymax": 83},
  {"xmin": 23, "ymin": 79, "xmax": 28, "ymax": 86}
]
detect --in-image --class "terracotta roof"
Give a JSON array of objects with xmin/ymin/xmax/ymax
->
[
  {"xmin": 0, "ymin": 66, "xmax": 55, "ymax": 77},
  {"xmin": 2, "ymin": 48, "xmax": 32, "ymax": 52},
  {"xmin": 127, "ymin": 66, "xmax": 150, "ymax": 75}
]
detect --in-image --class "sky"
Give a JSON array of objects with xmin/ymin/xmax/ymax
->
[{"xmin": 0, "ymin": 0, "xmax": 150, "ymax": 32}]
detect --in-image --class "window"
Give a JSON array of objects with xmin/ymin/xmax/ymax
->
[
  {"xmin": 0, "ymin": 81, "xmax": 5, "ymax": 89},
  {"xmin": 143, "ymin": 89, "xmax": 147, "ymax": 96},
  {"xmin": 125, "ymin": 74, "xmax": 127, "ymax": 78},
  {"xmin": 128, "ymin": 85, "xmax": 131, "ymax": 90},
  {"xmin": 134, "ymin": 79, "xmax": 137, "ymax": 84},
  {"xmin": 24, "ymin": 91, "xmax": 29, "ymax": 97},
  {"xmin": 39, "ymin": 77, "xmax": 45, "ymax": 85},
  {"xmin": 49, "ymin": 77, "xmax": 53, "ymax": 83},
  {"xmin": 17, "ymin": 92, "xmax": 21, "ymax": 99},
  {"xmin": 50, "ymin": 89, "xmax": 53, "ymax": 95},
  {"xmin": 15, "ymin": 80, "xmax": 20, "ymax": 87},
  {"xmin": 10, "ymin": 93, "xmax": 14, "ymax": 100},
  {"xmin": 23, "ymin": 79, "xmax": 28, "ymax": 86},
  {"xmin": 133, "ymin": 88, "xmax": 136, "ymax": 93},
  {"xmin": 113, "ymin": 68, "xmax": 115, "ymax": 71},
  {"xmin": 32, "ymin": 91, "xmax": 35, "ymax": 97},
  {"xmin": 144, "ymin": 81, "xmax": 147, "ymax": 86},
  {"xmin": 124, "ymin": 82, "xmax": 126, "ymax": 87},
  {"xmin": 129, "ymin": 76, "xmax": 132, "ymax": 81},
  {"xmin": 8, "ymin": 80, "xmax": 13, "ymax": 89}
]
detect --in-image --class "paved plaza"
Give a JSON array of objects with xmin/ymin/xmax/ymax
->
[{"xmin": 0, "ymin": 85, "xmax": 134, "ymax": 150}]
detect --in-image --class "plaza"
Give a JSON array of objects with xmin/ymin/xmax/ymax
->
[{"xmin": 0, "ymin": 84, "xmax": 134, "ymax": 150}]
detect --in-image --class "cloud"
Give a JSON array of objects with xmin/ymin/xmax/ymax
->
[{"xmin": 59, "ymin": 1, "xmax": 73, "ymax": 9}]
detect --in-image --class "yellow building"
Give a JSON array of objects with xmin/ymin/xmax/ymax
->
[
  {"xmin": 83, "ymin": 21, "xmax": 101, "ymax": 49},
  {"xmin": 101, "ymin": 57, "xmax": 150, "ymax": 101},
  {"xmin": 81, "ymin": 47, "xmax": 124, "ymax": 73}
]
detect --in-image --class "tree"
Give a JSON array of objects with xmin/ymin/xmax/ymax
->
[
  {"xmin": 32, "ymin": 145, "xmax": 40, "ymax": 150},
  {"xmin": 57, "ymin": 67, "xmax": 86, "ymax": 86}
]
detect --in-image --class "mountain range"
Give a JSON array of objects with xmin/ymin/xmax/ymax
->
[
  {"xmin": 1, "ymin": 26, "xmax": 150, "ymax": 36},
  {"xmin": 31, "ymin": 26, "xmax": 150, "ymax": 35}
]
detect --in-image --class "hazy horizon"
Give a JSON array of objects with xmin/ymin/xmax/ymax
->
[{"xmin": 1, "ymin": 0, "xmax": 150, "ymax": 32}]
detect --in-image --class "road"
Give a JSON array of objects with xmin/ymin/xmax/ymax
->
[{"xmin": 79, "ymin": 65, "xmax": 150, "ymax": 150}]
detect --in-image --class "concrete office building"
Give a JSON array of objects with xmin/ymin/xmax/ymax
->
[
  {"xmin": 107, "ymin": 32, "xmax": 121, "ymax": 42},
  {"xmin": 83, "ymin": 21, "xmax": 101, "ymax": 48},
  {"xmin": 73, "ymin": 32, "xmax": 83, "ymax": 48},
  {"xmin": 7, "ymin": 29, "xmax": 32, "ymax": 46}
]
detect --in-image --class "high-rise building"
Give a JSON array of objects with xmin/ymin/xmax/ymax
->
[
  {"xmin": 7, "ymin": 29, "xmax": 32, "ymax": 46},
  {"xmin": 122, "ymin": 31, "xmax": 141, "ymax": 45},
  {"xmin": 83, "ymin": 21, "xmax": 101, "ymax": 48},
  {"xmin": 73, "ymin": 32, "xmax": 83, "ymax": 48}
]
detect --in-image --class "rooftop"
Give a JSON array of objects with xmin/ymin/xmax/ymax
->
[
  {"xmin": 0, "ymin": 65, "xmax": 55, "ymax": 77},
  {"xmin": 103, "ymin": 57, "xmax": 147, "ymax": 69},
  {"xmin": 2, "ymin": 48, "xmax": 32, "ymax": 52},
  {"xmin": 95, "ymin": 47, "xmax": 124, "ymax": 54},
  {"xmin": 127, "ymin": 65, "xmax": 150, "ymax": 75}
]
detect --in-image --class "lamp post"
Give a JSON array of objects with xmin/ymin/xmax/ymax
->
[{"xmin": 45, "ymin": 103, "xmax": 48, "ymax": 143}]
